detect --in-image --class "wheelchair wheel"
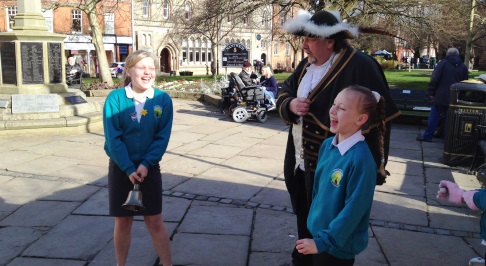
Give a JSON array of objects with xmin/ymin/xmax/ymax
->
[
  {"xmin": 256, "ymin": 108, "xmax": 267, "ymax": 123},
  {"xmin": 232, "ymin": 107, "xmax": 249, "ymax": 123}
]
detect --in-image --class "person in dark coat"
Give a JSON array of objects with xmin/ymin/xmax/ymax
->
[
  {"xmin": 416, "ymin": 48, "xmax": 468, "ymax": 142},
  {"xmin": 66, "ymin": 57, "xmax": 83, "ymax": 85},
  {"xmin": 238, "ymin": 61, "xmax": 258, "ymax": 86},
  {"xmin": 277, "ymin": 9, "xmax": 399, "ymax": 265}
]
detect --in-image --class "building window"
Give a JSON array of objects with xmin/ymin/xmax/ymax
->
[
  {"xmin": 104, "ymin": 13, "xmax": 114, "ymax": 34},
  {"xmin": 285, "ymin": 43, "xmax": 290, "ymax": 56},
  {"xmin": 242, "ymin": 15, "xmax": 248, "ymax": 25},
  {"xmin": 227, "ymin": 13, "xmax": 232, "ymax": 23},
  {"xmin": 274, "ymin": 41, "xmax": 278, "ymax": 55},
  {"xmin": 163, "ymin": 0, "xmax": 169, "ymax": 19},
  {"xmin": 6, "ymin": 6, "xmax": 17, "ymax": 31},
  {"xmin": 184, "ymin": 2, "xmax": 191, "ymax": 20},
  {"xmin": 146, "ymin": 34, "xmax": 151, "ymax": 46},
  {"xmin": 262, "ymin": 10, "xmax": 269, "ymax": 28},
  {"xmin": 72, "ymin": 9, "xmax": 82, "ymax": 33},
  {"xmin": 142, "ymin": 0, "xmax": 149, "ymax": 17},
  {"xmin": 262, "ymin": 40, "xmax": 266, "ymax": 49},
  {"xmin": 42, "ymin": 9, "xmax": 53, "ymax": 33},
  {"xmin": 189, "ymin": 38, "xmax": 194, "ymax": 63},
  {"xmin": 280, "ymin": 7, "xmax": 287, "ymax": 26}
]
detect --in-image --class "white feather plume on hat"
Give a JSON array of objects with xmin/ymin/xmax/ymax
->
[{"xmin": 282, "ymin": 9, "xmax": 359, "ymax": 39}]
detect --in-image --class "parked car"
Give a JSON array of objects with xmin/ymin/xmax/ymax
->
[{"xmin": 109, "ymin": 62, "xmax": 125, "ymax": 78}]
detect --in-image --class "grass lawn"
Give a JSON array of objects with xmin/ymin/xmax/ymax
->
[{"xmin": 82, "ymin": 70, "xmax": 486, "ymax": 91}]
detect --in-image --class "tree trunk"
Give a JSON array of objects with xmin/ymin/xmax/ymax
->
[
  {"xmin": 464, "ymin": 0, "xmax": 475, "ymax": 71},
  {"xmin": 87, "ymin": 4, "xmax": 114, "ymax": 87}
]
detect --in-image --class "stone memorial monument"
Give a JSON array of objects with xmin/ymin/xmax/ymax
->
[
  {"xmin": 0, "ymin": 0, "xmax": 103, "ymax": 136},
  {"xmin": 0, "ymin": 0, "xmax": 67, "ymax": 95}
]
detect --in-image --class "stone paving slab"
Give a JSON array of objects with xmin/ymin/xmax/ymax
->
[
  {"xmin": 177, "ymin": 203, "xmax": 253, "ymax": 235},
  {"xmin": 426, "ymin": 166, "xmax": 480, "ymax": 189},
  {"xmin": 173, "ymin": 166, "xmax": 272, "ymax": 200},
  {"xmin": 6, "ymin": 257, "xmax": 86, "ymax": 266},
  {"xmin": 373, "ymin": 226, "xmax": 478, "ymax": 266},
  {"xmin": 161, "ymin": 171, "xmax": 191, "ymax": 190},
  {"xmin": 355, "ymin": 236, "xmax": 388, "ymax": 265},
  {"xmin": 159, "ymin": 154, "xmax": 224, "ymax": 175},
  {"xmin": 7, "ymin": 155, "xmax": 80, "ymax": 176},
  {"xmin": 22, "ymin": 216, "xmax": 113, "ymax": 260},
  {"xmin": 249, "ymin": 179, "xmax": 292, "ymax": 208},
  {"xmin": 0, "ymin": 150, "xmax": 44, "ymax": 169},
  {"xmin": 171, "ymin": 233, "xmax": 250, "ymax": 266},
  {"xmin": 0, "ymin": 201, "xmax": 80, "ymax": 227},
  {"xmin": 0, "ymin": 227, "xmax": 43, "ymax": 265},
  {"xmin": 251, "ymin": 208, "xmax": 296, "ymax": 253},
  {"xmin": 428, "ymin": 205, "xmax": 480, "ymax": 232},
  {"xmin": 72, "ymin": 188, "xmax": 109, "ymax": 216},
  {"xmin": 187, "ymin": 143, "xmax": 247, "ymax": 159},
  {"xmin": 220, "ymin": 155, "xmax": 283, "ymax": 178},
  {"xmin": 375, "ymin": 173, "xmax": 425, "ymax": 197},
  {"xmin": 371, "ymin": 191, "xmax": 428, "ymax": 226},
  {"xmin": 161, "ymin": 196, "xmax": 191, "ymax": 224},
  {"xmin": 41, "ymin": 183, "xmax": 100, "ymax": 202}
]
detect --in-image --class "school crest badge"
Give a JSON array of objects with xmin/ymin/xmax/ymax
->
[{"xmin": 331, "ymin": 168, "xmax": 343, "ymax": 187}]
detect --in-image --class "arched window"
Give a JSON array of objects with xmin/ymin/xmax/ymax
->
[
  {"xmin": 184, "ymin": 2, "xmax": 191, "ymax": 20},
  {"xmin": 285, "ymin": 43, "xmax": 290, "ymax": 55},
  {"xmin": 189, "ymin": 38, "xmax": 194, "ymax": 63},
  {"xmin": 246, "ymin": 40, "xmax": 250, "ymax": 50},
  {"xmin": 262, "ymin": 10, "xmax": 269, "ymax": 28},
  {"xmin": 195, "ymin": 38, "xmax": 200, "ymax": 63},
  {"xmin": 163, "ymin": 0, "xmax": 170, "ymax": 19},
  {"xmin": 146, "ymin": 34, "xmax": 151, "ymax": 46},
  {"xmin": 274, "ymin": 40, "xmax": 279, "ymax": 55},
  {"xmin": 142, "ymin": 34, "xmax": 146, "ymax": 46}
]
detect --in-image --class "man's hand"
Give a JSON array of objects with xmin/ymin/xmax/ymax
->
[
  {"xmin": 296, "ymin": 238, "xmax": 318, "ymax": 255},
  {"xmin": 290, "ymin": 98, "xmax": 311, "ymax": 117}
]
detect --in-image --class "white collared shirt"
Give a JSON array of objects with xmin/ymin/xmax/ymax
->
[
  {"xmin": 330, "ymin": 130, "xmax": 366, "ymax": 156},
  {"xmin": 293, "ymin": 53, "xmax": 337, "ymax": 171},
  {"xmin": 125, "ymin": 83, "xmax": 154, "ymax": 123}
]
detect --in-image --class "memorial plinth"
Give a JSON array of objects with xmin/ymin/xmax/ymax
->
[{"xmin": 0, "ymin": 32, "xmax": 67, "ymax": 94}]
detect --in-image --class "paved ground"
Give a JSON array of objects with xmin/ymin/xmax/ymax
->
[{"xmin": 0, "ymin": 98, "xmax": 484, "ymax": 266}]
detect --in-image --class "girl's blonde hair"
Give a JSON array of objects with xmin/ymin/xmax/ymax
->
[
  {"xmin": 122, "ymin": 50, "xmax": 159, "ymax": 86},
  {"xmin": 344, "ymin": 85, "xmax": 387, "ymax": 183},
  {"xmin": 261, "ymin": 65, "xmax": 273, "ymax": 79}
]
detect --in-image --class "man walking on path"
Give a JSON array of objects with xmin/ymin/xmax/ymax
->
[
  {"xmin": 416, "ymin": 48, "xmax": 468, "ymax": 142},
  {"xmin": 277, "ymin": 9, "xmax": 399, "ymax": 266}
]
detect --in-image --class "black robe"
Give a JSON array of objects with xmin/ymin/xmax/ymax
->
[{"xmin": 277, "ymin": 47, "xmax": 400, "ymax": 186}]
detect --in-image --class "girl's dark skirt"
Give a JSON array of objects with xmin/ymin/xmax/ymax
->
[{"xmin": 108, "ymin": 160, "xmax": 162, "ymax": 217}]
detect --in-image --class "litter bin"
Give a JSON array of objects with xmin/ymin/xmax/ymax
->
[
  {"xmin": 170, "ymin": 70, "xmax": 176, "ymax": 76},
  {"xmin": 443, "ymin": 82, "xmax": 486, "ymax": 166}
]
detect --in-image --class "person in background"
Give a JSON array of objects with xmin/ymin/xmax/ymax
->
[
  {"xmin": 437, "ymin": 180, "xmax": 486, "ymax": 265},
  {"xmin": 66, "ymin": 56, "xmax": 83, "ymax": 85},
  {"xmin": 277, "ymin": 9, "xmax": 399, "ymax": 265},
  {"xmin": 239, "ymin": 61, "xmax": 259, "ymax": 86},
  {"xmin": 260, "ymin": 65, "xmax": 278, "ymax": 110},
  {"xmin": 296, "ymin": 85, "xmax": 385, "ymax": 265},
  {"xmin": 416, "ymin": 48, "xmax": 468, "ymax": 142},
  {"xmin": 103, "ymin": 50, "xmax": 173, "ymax": 266}
]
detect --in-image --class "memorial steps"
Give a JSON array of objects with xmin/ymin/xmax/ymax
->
[{"xmin": 0, "ymin": 89, "xmax": 104, "ymax": 137}]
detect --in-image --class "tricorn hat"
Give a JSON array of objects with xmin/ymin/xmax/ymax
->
[{"xmin": 282, "ymin": 10, "xmax": 359, "ymax": 39}]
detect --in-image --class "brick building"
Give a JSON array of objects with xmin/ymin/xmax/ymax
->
[{"xmin": 0, "ymin": 0, "xmax": 133, "ymax": 77}]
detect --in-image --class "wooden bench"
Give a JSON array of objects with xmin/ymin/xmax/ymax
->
[{"xmin": 389, "ymin": 88, "xmax": 432, "ymax": 117}]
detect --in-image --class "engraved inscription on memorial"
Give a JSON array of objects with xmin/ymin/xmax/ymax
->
[
  {"xmin": 21, "ymin": 42, "xmax": 44, "ymax": 84},
  {"xmin": 48, "ymin": 43, "xmax": 62, "ymax": 84},
  {"xmin": 11, "ymin": 94, "xmax": 59, "ymax": 114},
  {"xmin": 1, "ymin": 42, "xmax": 17, "ymax": 85}
]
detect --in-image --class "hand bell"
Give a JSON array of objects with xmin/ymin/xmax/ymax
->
[{"xmin": 122, "ymin": 182, "xmax": 145, "ymax": 211}]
